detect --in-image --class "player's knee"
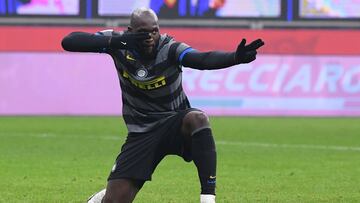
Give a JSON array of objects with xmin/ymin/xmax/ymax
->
[
  {"xmin": 193, "ymin": 111, "xmax": 210, "ymax": 127},
  {"xmin": 183, "ymin": 111, "xmax": 210, "ymax": 134}
]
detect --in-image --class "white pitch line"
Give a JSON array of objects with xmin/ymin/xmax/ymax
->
[
  {"xmin": 0, "ymin": 132, "xmax": 122, "ymax": 140},
  {"xmin": 216, "ymin": 141, "xmax": 360, "ymax": 152},
  {"xmin": 2, "ymin": 132, "xmax": 359, "ymax": 152}
]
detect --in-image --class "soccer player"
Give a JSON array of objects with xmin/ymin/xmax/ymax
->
[{"xmin": 61, "ymin": 7, "xmax": 264, "ymax": 203}]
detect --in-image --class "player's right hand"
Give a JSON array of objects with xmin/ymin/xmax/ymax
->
[
  {"xmin": 235, "ymin": 38, "xmax": 264, "ymax": 64},
  {"xmin": 110, "ymin": 32, "xmax": 151, "ymax": 51}
]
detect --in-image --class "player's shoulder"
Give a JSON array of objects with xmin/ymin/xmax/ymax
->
[
  {"xmin": 159, "ymin": 34, "xmax": 174, "ymax": 46},
  {"xmin": 95, "ymin": 29, "xmax": 124, "ymax": 37},
  {"xmin": 159, "ymin": 34, "xmax": 190, "ymax": 49},
  {"xmin": 158, "ymin": 34, "xmax": 192, "ymax": 63}
]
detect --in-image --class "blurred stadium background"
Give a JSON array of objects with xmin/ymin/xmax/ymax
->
[
  {"xmin": 1, "ymin": 0, "xmax": 360, "ymax": 116},
  {"xmin": 1, "ymin": 0, "xmax": 360, "ymax": 202}
]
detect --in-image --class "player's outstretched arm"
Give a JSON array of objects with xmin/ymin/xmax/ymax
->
[
  {"xmin": 181, "ymin": 38, "xmax": 264, "ymax": 70},
  {"xmin": 61, "ymin": 31, "xmax": 151, "ymax": 53},
  {"xmin": 61, "ymin": 32, "xmax": 110, "ymax": 53}
]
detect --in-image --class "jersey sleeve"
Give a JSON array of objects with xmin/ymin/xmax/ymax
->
[
  {"xmin": 62, "ymin": 30, "xmax": 119, "ymax": 53},
  {"xmin": 95, "ymin": 29, "xmax": 115, "ymax": 37},
  {"xmin": 168, "ymin": 42, "xmax": 195, "ymax": 66},
  {"xmin": 94, "ymin": 29, "xmax": 123, "ymax": 53}
]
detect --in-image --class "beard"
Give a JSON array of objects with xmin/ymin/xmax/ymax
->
[{"xmin": 138, "ymin": 42, "xmax": 158, "ymax": 60}]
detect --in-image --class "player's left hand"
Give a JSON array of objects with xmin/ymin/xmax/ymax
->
[{"xmin": 235, "ymin": 38, "xmax": 264, "ymax": 64}]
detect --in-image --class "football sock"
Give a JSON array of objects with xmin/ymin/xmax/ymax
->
[
  {"xmin": 200, "ymin": 194, "xmax": 216, "ymax": 203},
  {"xmin": 191, "ymin": 128, "xmax": 217, "ymax": 195}
]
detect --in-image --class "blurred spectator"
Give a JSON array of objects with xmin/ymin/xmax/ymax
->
[
  {"xmin": 151, "ymin": 0, "xmax": 225, "ymax": 17},
  {"xmin": 16, "ymin": 0, "xmax": 78, "ymax": 15}
]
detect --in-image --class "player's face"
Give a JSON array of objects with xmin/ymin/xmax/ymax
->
[{"xmin": 130, "ymin": 18, "xmax": 160, "ymax": 58}]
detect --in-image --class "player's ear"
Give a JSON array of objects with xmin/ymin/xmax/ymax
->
[{"xmin": 127, "ymin": 26, "xmax": 133, "ymax": 32}]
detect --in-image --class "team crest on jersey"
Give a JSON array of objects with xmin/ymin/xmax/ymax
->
[{"xmin": 136, "ymin": 68, "xmax": 148, "ymax": 78}]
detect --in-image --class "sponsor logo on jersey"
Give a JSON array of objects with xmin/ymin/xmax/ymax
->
[{"xmin": 123, "ymin": 71, "xmax": 166, "ymax": 90}]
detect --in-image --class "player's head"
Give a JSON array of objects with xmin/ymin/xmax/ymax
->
[{"xmin": 128, "ymin": 7, "xmax": 160, "ymax": 59}]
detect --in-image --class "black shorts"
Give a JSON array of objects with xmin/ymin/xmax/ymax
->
[{"xmin": 108, "ymin": 108, "xmax": 200, "ymax": 182}]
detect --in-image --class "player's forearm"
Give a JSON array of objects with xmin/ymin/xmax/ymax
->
[
  {"xmin": 61, "ymin": 32, "xmax": 111, "ymax": 53},
  {"xmin": 181, "ymin": 51, "xmax": 237, "ymax": 70}
]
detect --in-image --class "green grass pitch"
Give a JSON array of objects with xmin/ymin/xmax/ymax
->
[{"xmin": 1, "ymin": 116, "xmax": 360, "ymax": 202}]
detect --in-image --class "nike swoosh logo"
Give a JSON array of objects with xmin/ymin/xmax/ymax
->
[
  {"xmin": 209, "ymin": 176, "xmax": 216, "ymax": 179},
  {"xmin": 126, "ymin": 55, "xmax": 136, "ymax": 61},
  {"xmin": 121, "ymin": 41, "xmax": 127, "ymax": 45}
]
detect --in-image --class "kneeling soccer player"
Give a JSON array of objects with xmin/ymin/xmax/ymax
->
[{"xmin": 62, "ymin": 7, "xmax": 264, "ymax": 203}]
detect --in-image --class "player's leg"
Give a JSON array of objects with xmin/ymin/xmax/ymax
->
[
  {"xmin": 89, "ymin": 128, "xmax": 165, "ymax": 203},
  {"xmin": 87, "ymin": 179, "xmax": 144, "ymax": 203},
  {"xmin": 181, "ymin": 111, "xmax": 217, "ymax": 202},
  {"xmin": 102, "ymin": 178, "xmax": 144, "ymax": 203},
  {"xmin": 87, "ymin": 188, "xmax": 106, "ymax": 203}
]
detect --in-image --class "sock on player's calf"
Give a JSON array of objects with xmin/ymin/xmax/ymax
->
[{"xmin": 191, "ymin": 127, "xmax": 217, "ymax": 195}]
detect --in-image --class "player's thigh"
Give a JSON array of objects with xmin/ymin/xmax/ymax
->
[{"xmin": 104, "ymin": 178, "xmax": 144, "ymax": 203}]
